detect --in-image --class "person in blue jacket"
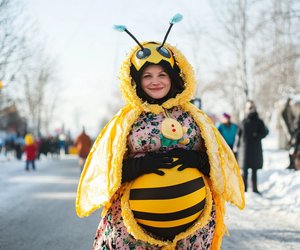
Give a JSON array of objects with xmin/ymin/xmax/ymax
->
[{"xmin": 217, "ymin": 113, "xmax": 238, "ymax": 150}]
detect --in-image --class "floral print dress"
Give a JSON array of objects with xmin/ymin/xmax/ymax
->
[{"xmin": 93, "ymin": 107, "xmax": 216, "ymax": 250}]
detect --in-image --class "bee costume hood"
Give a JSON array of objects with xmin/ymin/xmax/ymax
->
[{"xmin": 76, "ymin": 14, "xmax": 245, "ymax": 250}]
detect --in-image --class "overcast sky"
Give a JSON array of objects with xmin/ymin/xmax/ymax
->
[{"xmin": 24, "ymin": 0, "xmax": 223, "ymax": 137}]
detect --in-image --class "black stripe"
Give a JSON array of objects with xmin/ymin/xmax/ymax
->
[
  {"xmin": 130, "ymin": 177, "xmax": 205, "ymax": 200},
  {"xmin": 139, "ymin": 220, "xmax": 196, "ymax": 241},
  {"xmin": 132, "ymin": 199, "xmax": 205, "ymax": 221}
]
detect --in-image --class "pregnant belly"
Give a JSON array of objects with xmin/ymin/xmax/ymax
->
[{"xmin": 129, "ymin": 167, "xmax": 206, "ymax": 240}]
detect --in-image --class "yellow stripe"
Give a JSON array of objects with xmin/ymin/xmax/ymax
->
[
  {"xmin": 131, "ymin": 167, "xmax": 203, "ymax": 189},
  {"xmin": 129, "ymin": 186, "xmax": 206, "ymax": 213},
  {"xmin": 137, "ymin": 210, "xmax": 202, "ymax": 228}
]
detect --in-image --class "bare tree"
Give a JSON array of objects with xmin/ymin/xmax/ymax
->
[
  {"xmin": 189, "ymin": 0, "xmax": 260, "ymax": 119},
  {"xmin": 0, "ymin": 0, "xmax": 60, "ymax": 135},
  {"xmin": 0, "ymin": 0, "xmax": 36, "ymax": 118},
  {"xmin": 197, "ymin": 0, "xmax": 300, "ymax": 121},
  {"xmin": 210, "ymin": 0, "xmax": 259, "ymax": 101},
  {"xmin": 253, "ymin": 0, "xmax": 300, "ymax": 116},
  {"xmin": 208, "ymin": 64, "xmax": 245, "ymax": 120},
  {"xmin": 0, "ymin": 0, "xmax": 32, "ymax": 84},
  {"xmin": 19, "ymin": 54, "xmax": 60, "ymax": 136},
  {"xmin": 180, "ymin": 17, "xmax": 208, "ymax": 96}
]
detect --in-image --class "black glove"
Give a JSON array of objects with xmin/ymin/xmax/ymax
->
[
  {"xmin": 122, "ymin": 152, "xmax": 177, "ymax": 183},
  {"xmin": 167, "ymin": 148, "xmax": 210, "ymax": 176}
]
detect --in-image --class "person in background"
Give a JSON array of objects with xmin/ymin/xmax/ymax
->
[
  {"xmin": 15, "ymin": 132, "xmax": 24, "ymax": 160},
  {"xmin": 281, "ymin": 98, "xmax": 295, "ymax": 145},
  {"xmin": 217, "ymin": 112, "xmax": 238, "ymax": 150},
  {"xmin": 287, "ymin": 117, "xmax": 300, "ymax": 170},
  {"xmin": 74, "ymin": 127, "xmax": 92, "ymax": 172},
  {"xmin": 235, "ymin": 100, "xmax": 269, "ymax": 194},
  {"xmin": 24, "ymin": 134, "xmax": 37, "ymax": 171}
]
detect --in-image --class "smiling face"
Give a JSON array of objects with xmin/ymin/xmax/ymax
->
[{"xmin": 140, "ymin": 64, "xmax": 171, "ymax": 100}]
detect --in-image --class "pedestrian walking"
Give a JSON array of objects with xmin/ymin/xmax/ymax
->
[
  {"xmin": 24, "ymin": 134, "xmax": 37, "ymax": 171},
  {"xmin": 217, "ymin": 113, "xmax": 238, "ymax": 150},
  {"xmin": 287, "ymin": 117, "xmax": 300, "ymax": 170},
  {"xmin": 281, "ymin": 98, "xmax": 295, "ymax": 144},
  {"xmin": 76, "ymin": 14, "xmax": 245, "ymax": 250},
  {"xmin": 74, "ymin": 128, "xmax": 92, "ymax": 172},
  {"xmin": 236, "ymin": 100, "xmax": 269, "ymax": 194},
  {"xmin": 15, "ymin": 132, "xmax": 24, "ymax": 160}
]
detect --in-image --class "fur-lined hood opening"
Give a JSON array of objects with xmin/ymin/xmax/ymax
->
[{"xmin": 119, "ymin": 42, "xmax": 196, "ymax": 114}]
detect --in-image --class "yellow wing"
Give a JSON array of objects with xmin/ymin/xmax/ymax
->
[
  {"xmin": 183, "ymin": 103, "xmax": 245, "ymax": 210},
  {"xmin": 213, "ymin": 126, "xmax": 245, "ymax": 209},
  {"xmin": 75, "ymin": 105, "xmax": 139, "ymax": 217}
]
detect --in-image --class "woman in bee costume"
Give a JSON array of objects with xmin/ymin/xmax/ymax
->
[{"xmin": 76, "ymin": 14, "xmax": 245, "ymax": 250}]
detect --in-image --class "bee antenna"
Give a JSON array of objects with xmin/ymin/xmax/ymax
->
[
  {"xmin": 158, "ymin": 13, "xmax": 183, "ymax": 49},
  {"xmin": 113, "ymin": 25, "xmax": 144, "ymax": 50}
]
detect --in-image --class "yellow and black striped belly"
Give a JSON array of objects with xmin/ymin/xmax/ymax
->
[{"xmin": 129, "ymin": 167, "xmax": 206, "ymax": 240}]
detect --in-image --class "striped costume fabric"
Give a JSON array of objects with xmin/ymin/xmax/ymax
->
[{"xmin": 129, "ymin": 168, "xmax": 206, "ymax": 240}]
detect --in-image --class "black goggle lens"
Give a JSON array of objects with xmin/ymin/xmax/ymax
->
[
  {"xmin": 157, "ymin": 47, "xmax": 171, "ymax": 58},
  {"xmin": 136, "ymin": 48, "xmax": 151, "ymax": 59}
]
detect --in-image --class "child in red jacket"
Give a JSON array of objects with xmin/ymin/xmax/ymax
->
[{"xmin": 24, "ymin": 134, "xmax": 37, "ymax": 171}]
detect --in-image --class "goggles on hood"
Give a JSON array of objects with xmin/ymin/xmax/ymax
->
[
  {"xmin": 114, "ymin": 13, "xmax": 183, "ymax": 71},
  {"xmin": 130, "ymin": 42, "xmax": 174, "ymax": 71}
]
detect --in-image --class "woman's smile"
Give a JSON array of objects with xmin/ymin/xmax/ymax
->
[{"xmin": 141, "ymin": 65, "xmax": 171, "ymax": 100}]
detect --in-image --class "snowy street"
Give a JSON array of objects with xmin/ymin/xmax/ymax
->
[
  {"xmin": 222, "ymin": 193, "xmax": 300, "ymax": 250},
  {"xmin": 0, "ymin": 156, "xmax": 99, "ymax": 250},
  {"xmin": 0, "ymin": 134, "xmax": 299, "ymax": 250},
  {"xmin": 222, "ymin": 135, "xmax": 300, "ymax": 250}
]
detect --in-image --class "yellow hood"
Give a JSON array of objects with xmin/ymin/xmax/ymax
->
[{"xmin": 119, "ymin": 42, "xmax": 196, "ymax": 114}]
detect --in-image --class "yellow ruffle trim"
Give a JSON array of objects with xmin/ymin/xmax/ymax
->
[
  {"xmin": 121, "ymin": 176, "xmax": 213, "ymax": 249},
  {"xmin": 207, "ymin": 179, "xmax": 227, "ymax": 250}
]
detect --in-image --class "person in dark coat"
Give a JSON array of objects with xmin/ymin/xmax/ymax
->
[
  {"xmin": 235, "ymin": 100, "xmax": 269, "ymax": 194},
  {"xmin": 287, "ymin": 117, "xmax": 300, "ymax": 170}
]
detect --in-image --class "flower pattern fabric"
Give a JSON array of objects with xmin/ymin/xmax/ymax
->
[
  {"xmin": 127, "ymin": 107, "xmax": 205, "ymax": 158},
  {"xmin": 93, "ymin": 191, "xmax": 216, "ymax": 250}
]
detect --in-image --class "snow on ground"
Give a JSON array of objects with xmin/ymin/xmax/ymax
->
[
  {"xmin": 259, "ymin": 132, "xmax": 299, "ymax": 221},
  {"xmin": 1, "ymin": 131, "xmax": 299, "ymax": 249},
  {"xmin": 222, "ymin": 131, "xmax": 300, "ymax": 249}
]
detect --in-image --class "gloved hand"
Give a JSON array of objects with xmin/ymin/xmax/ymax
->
[
  {"xmin": 167, "ymin": 148, "xmax": 210, "ymax": 176},
  {"xmin": 122, "ymin": 152, "xmax": 177, "ymax": 182}
]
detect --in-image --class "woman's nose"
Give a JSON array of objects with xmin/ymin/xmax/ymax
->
[{"xmin": 151, "ymin": 77, "xmax": 160, "ymax": 84}]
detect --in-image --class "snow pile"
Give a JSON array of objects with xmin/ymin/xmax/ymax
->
[
  {"xmin": 250, "ymin": 133, "xmax": 300, "ymax": 221},
  {"xmin": 259, "ymin": 169, "xmax": 300, "ymax": 220}
]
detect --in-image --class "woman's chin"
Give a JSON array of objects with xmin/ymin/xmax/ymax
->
[{"xmin": 148, "ymin": 93, "xmax": 167, "ymax": 100}]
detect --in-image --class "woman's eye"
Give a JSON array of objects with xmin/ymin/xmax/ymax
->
[
  {"xmin": 159, "ymin": 73, "xmax": 167, "ymax": 77},
  {"xmin": 143, "ymin": 75, "xmax": 151, "ymax": 78}
]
